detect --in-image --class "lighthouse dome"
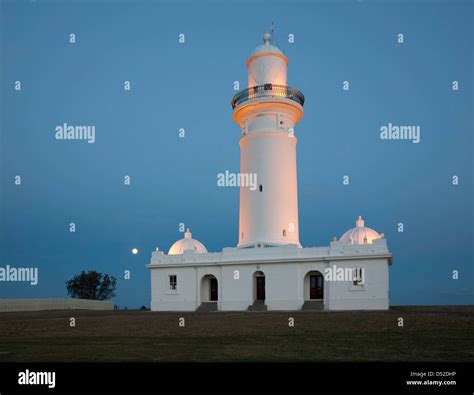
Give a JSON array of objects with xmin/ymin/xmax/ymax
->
[
  {"xmin": 340, "ymin": 216, "xmax": 381, "ymax": 245},
  {"xmin": 246, "ymin": 32, "xmax": 289, "ymax": 87},
  {"xmin": 168, "ymin": 229, "xmax": 208, "ymax": 255},
  {"xmin": 250, "ymin": 33, "xmax": 285, "ymax": 56}
]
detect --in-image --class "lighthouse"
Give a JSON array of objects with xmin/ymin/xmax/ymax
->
[
  {"xmin": 231, "ymin": 32, "xmax": 305, "ymax": 248},
  {"xmin": 149, "ymin": 31, "xmax": 391, "ymax": 313}
]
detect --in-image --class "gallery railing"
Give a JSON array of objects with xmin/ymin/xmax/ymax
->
[{"xmin": 231, "ymin": 84, "xmax": 305, "ymax": 109}]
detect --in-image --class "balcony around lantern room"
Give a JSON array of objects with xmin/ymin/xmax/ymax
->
[{"xmin": 231, "ymin": 83, "xmax": 305, "ymax": 109}]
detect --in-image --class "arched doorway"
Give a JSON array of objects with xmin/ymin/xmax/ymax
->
[
  {"xmin": 304, "ymin": 271, "xmax": 324, "ymax": 300},
  {"xmin": 253, "ymin": 271, "xmax": 265, "ymax": 302},
  {"xmin": 248, "ymin": 270, "xmax": 267, "ymax": 311},
  {"xmin": 201, "ymin": 274, "xmax": 218, "ymax": 302}
]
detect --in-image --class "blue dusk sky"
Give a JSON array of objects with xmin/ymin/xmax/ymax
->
[{"xmin": 0, "ymin": 0, "xmax": 472, "ymax": 308}]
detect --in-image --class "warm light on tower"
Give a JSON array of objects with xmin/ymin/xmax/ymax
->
[{"xmin": 232, "ymin": 32, "xmax": 304, "ymax": 248}]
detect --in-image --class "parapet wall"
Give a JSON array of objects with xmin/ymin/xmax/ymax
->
[{"xmin": 0, "ymin": 298, "xmax": 115, "ymax": 312}]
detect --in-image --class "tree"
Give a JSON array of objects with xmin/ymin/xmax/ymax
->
[{"xmin": 66, "ymin": 271, "xmax": 117, "ymax": 300}]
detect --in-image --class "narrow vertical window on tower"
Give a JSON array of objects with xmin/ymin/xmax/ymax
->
[
  {"xmin": 259, "ymin": 185, "xmax": 263, "ymax": 192},
  {"xmin": 278, "ymin": 113, "xmax": 286, "ymax": 129},
  {"xmin": 282, "ymin": 229, "xmax": 287, "ymax": 237}
]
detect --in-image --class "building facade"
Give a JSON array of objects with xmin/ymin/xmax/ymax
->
[{"xmin": 148, "ymin": 33, "xmax": 392, "ymax": 312}]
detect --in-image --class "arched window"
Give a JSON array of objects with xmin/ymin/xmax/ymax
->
[
  {"xmin": 259, "ymin": 185, "xmax": 263, "ymax": 192},
  {"xmin": 282, "ymin": 229, "xmax": 287, "ymax": 237}
]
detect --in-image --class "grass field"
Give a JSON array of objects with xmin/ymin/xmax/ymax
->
[{"xmin": 0, "ymin": 306, "xmax": 472, "ymax": 362}]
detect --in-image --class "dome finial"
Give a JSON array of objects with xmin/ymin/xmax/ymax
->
[
  {"xmin": 184, "ymin": 228, "xmax": 192, "ymax": 239},
  {"xmin": 263, "ymin": 32, "xmax": 272, "ymax": 45},
  {"xmin": 356, "ymin": 216, "xmax": 364, "ymax": 227}
]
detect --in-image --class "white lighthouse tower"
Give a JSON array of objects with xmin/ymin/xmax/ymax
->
[{"xmin": 232, "ymin": 32, "xmax": 305, "ymax": 248}]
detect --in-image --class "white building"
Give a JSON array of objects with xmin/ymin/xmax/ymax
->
[{"xmin": 148, "ymin": 33, "xmax": 392, "ymax": 312}]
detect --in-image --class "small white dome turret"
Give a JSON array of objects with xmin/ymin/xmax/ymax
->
[
  {"xmin": 168, "ymin": 229, "xmax": 208, "ymax": 255},
  {"xmin": 340, "ymin": 216, "xmax": 381, "ymax": 245}
]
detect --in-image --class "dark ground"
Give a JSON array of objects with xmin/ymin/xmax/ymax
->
[{"xmin": 0, "ymin": 306, "xmax": 472, "ymax": 362}]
